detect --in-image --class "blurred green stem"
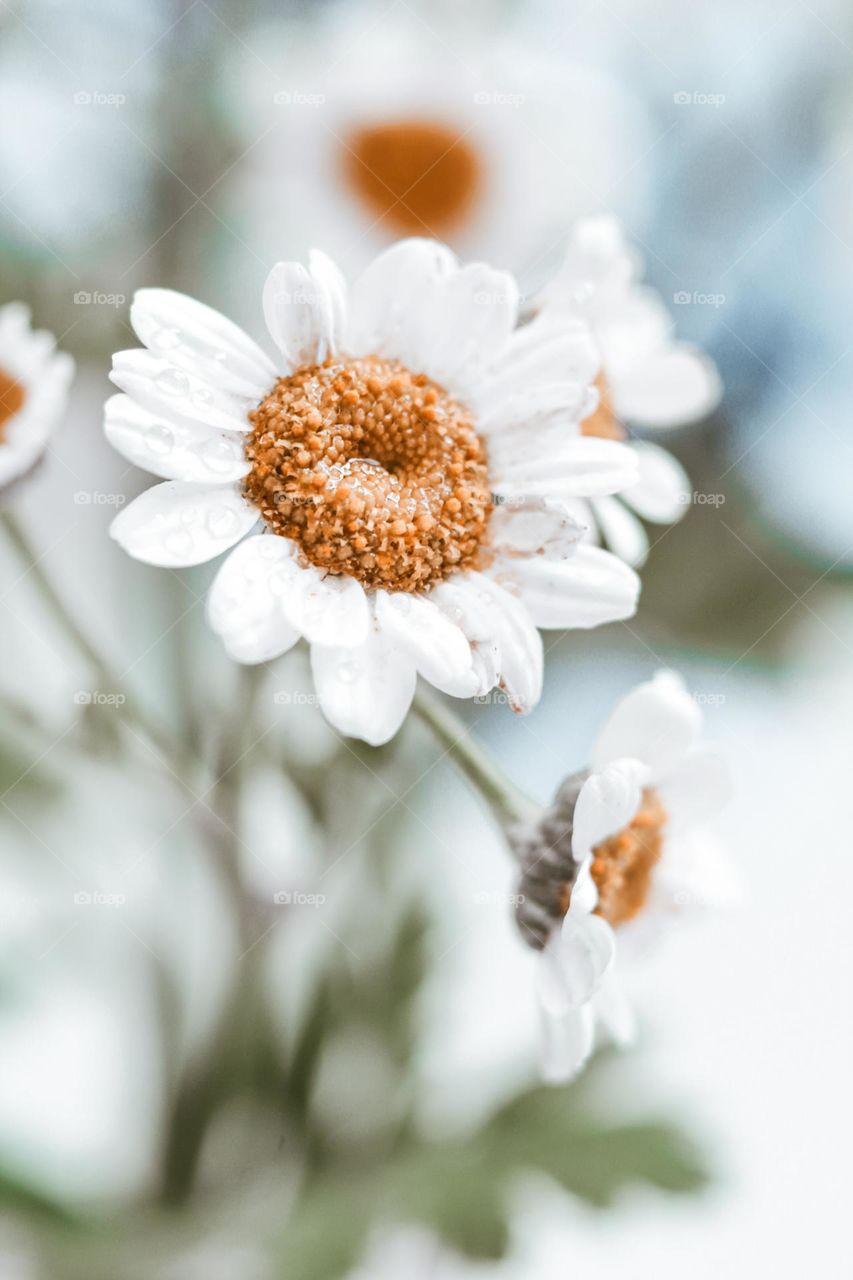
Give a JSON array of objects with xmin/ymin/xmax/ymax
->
[
  {"xmin": 1, "ymin": 510, "xmax": 188, "ymax": 771},
  {"xmin": 160, "ymin": 666, "xmax": 264, "ymax": 1206},
  {"xmin": 412, "ymin": 687, "xmax": 539, "ymax": 834}
]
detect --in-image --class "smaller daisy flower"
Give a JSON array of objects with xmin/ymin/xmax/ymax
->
[
  {"xmin": 105, "ymin": 239, "xmax": 642, "ymax": 747},
  {"xmin": 513, "ymin": 671, "xmax": 737, "ymax": 1083},
  {"xmin": 0, "ymin": 304, "xmax": 74, "ymax": 494},
  {"xmin": 536, "ymin": 218, "xmax": 723, "ymax": 566}
]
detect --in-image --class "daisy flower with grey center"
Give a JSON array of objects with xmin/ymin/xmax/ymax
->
[
  {"xmin": 105, "ymin": 238, "xmax": 641, "ymax": 746},
  {"xmin": 513, "ymin": 672, "xmax": 738, "ymax": 1083},
  {"xmin": 535, "ymin": 217, "xmax": 723, "ymax": 567},
  {"xmin": 0, "ymin": 304, "xmax": 74, "ymax": 495}
]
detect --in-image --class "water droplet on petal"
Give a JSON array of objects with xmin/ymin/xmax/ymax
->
[
  {"xmin": 207, "ymin": 505, "xmax": 239, "ymax": 539},
  {"xmin": 156, "ymin": 368, "xmax": 190, "ymax": 397},
  {"xmin": 192, "ymin": 388, "xmax": 214, "ymax": 409},
  {"xmin": 201, "ymin": 436, "xmax": 241, "ymax": 473},
  {"xmin": 337, "ymin": 661, "xmax": 359, "ymax": 683},
  {"xmin": 145, "ymin": 424, "xmax": 174, "ymax": 455}
]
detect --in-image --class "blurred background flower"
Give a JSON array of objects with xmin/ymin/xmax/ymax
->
[{"xmin": 1, "ymin": 0, "xmax": 852, "ymax": 1276}]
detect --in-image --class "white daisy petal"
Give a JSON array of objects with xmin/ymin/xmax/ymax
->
[
  {"xmin": 491, "ymin": 436, "xmax": 639, "ymax": 500},
  {"xmin": 263, "ymin": 258, "xmax": 340, "ymax": 369},
  {"xmin": 374, "ymin": 590, "xmax": 476, "ymax": 698},
  {"xmin": 612, "ymin": 343, "xmax": 722, "ymax": 429},
  {"xmin": 129, "ymin": 287, "xmax": 276, "ymax": 398},
  {"xmin": 491, "ymin": 544, "xmax": 639, "ymax": 629},
  {"xmin": 595, "ymin": 973, "xmax": 636, "ymax": 1047},
  {"xmin": 621, "ymin": 441, "xmax": 690, "ymax": 524},
  {"xmin": 109, "ymin": 481, "xmax": 259, "ymax": 567},
  {"xmin": 659, "ymin": 747, "xmax": 731, "ymax": 826},
  {"xmin": 592, "ymin": 670, "xmax": 702, "ymax": 779},
  {"xmin": 540, "ymin": 1004, "xmax": 596, "ymax": 1084},
  {"xmin": 110, "ymin": 349, "xmax": 257, "ymax": 435},
  {"xmin": 538, "ymin": 911, "xmax": 615, "ymax": 1014},
  {"xmin": 482, "ymin": 578, "xmax": 544, "ymax": 712},
  {"xmin": 652, "ymin": 829, "xmax": 743, "ymax": 913},
  {"xmin": 308, "ymin": 249, "xmax": 348, "ymax": 356},
  {"xmin": 474, "ymin": 312, "xmax": 599, "ymax": 431},
  {"xmin": 590, "ymin": 495, "xmax": 650, "ymax": 567},
  {"xmin": 490, "ymin": 498, "xmax": 584, "ymax": 559},
  {"xmin": 572, "ymin": 758, "xmax": 646, "ymax": 861},
  {"xmin": 346, "ymin": 238, "xmax": 457, "ymax": 364},
  {"xmin": 104, "ymin": 393, "xmax": 250, "ymax": 484},
  {"xmin": 206, "ymin": 537, "xmax": 301, "ymax": 664},
  {"xmin": 426, "ymin": 262, "xmax": 518, "ymax": 396},
  {"xmin": 310, "ymin": 629, "xmax": 417, "ymax": 747}
]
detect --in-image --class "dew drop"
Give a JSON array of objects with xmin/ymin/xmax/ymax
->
[
  {"xmin": 336, "ymin": 660, "xmax": 359, "ymax": 683},
  {"xmin": 192, "ymin": 388, "xmax": 214, "ymax": 409},
  {"xmin": 145, "ymin": 424, "xmax": 174, "ymax": 455},
  {"xmin": 207, "ymin": 505, "xmax": 239, "ymax": 539},
  {"xmin": 156, "ymin": 368, "xmax": 190, "ymax": 397},
  {"xmin": 201, "ymin": 436, "xmax": 241, "ymax": 473}
]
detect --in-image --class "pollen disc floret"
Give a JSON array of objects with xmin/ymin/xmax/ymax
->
[
  {"xmin": 343, "ymin": 120, "xmax": 482, "ymax": 237},
  {"xmin": 0, "ymin": 368, "xmax": 26, "ymax": 440},
  {"xmin": 590, "ymin": 786, "xmax": 666, "ymax": 926},
  {"xmin": 244, "ymin": 355, "xmax": 491, "ymax": 593},
  {"xmin": 0, "ymin": 304, "xmax": 74, "ymax": 493},
  {"xmin": 105, "ymin": 239, "xmax": 644, "ymax": 745}
]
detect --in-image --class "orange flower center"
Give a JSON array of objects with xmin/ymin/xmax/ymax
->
[
  {"xmin": 0, "ymin": 368, "xmax": 25, "ymax": 442},
  {"xmin": 342, "ymin": 119, "xmax": 482, "ymax": 237},
  {"xmin": 590, "ymin": 787, "xmax": 667, "ymax": 926},
  {"xmin": 580, "ymin": 373, "xmax": 626, "ymax": 442},
  {"xmin": 244, "ymin": 355, "xmax": 492, "ymax": 593}
]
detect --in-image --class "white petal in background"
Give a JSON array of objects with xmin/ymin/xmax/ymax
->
[
  {"xmin": 613, "ymin": 343, "xmax": 722, "ymax": 430},
  {"xmin": 591, "ymin": 671, "xmax": 702, "ymax": 780},
  {"xmin": 622, "ymin": 441, "xmax": 690, "ymax": 524}
]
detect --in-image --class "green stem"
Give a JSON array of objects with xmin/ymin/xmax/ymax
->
[
  {"xmin": 412, "ymin": 686, "xmax": 539, "ymax": 833},
  {"xmin": 2, "ymin": 510, "xmax": 187, "ymax": 770},
  {"xmin": 159, "ymin": 666, "xmax": 262, "ymax": 1206}
]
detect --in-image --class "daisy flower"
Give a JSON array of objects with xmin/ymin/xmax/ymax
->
[
  {"xmin": 219, "ymin": 7, "xmax": 650, "ymax": 291},
  {"xmin": 105, "ymin": 238, "xmax": 641, "ymax": 746},
  {"xmin": 536, "ymin": 217, "xmax": 723, "ymax": 566},
  {"xmin": 0, "ymin": 304, "xmax": 74, "ymax": 494},
  {"xmin": 514, "ymin": 671, "xmax": 737, "ymax": 1082}
]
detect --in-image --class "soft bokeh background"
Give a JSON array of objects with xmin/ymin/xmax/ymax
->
[{"xmin": 1, "ymin": 0, "xmax": 852, "ymax": 1276}]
